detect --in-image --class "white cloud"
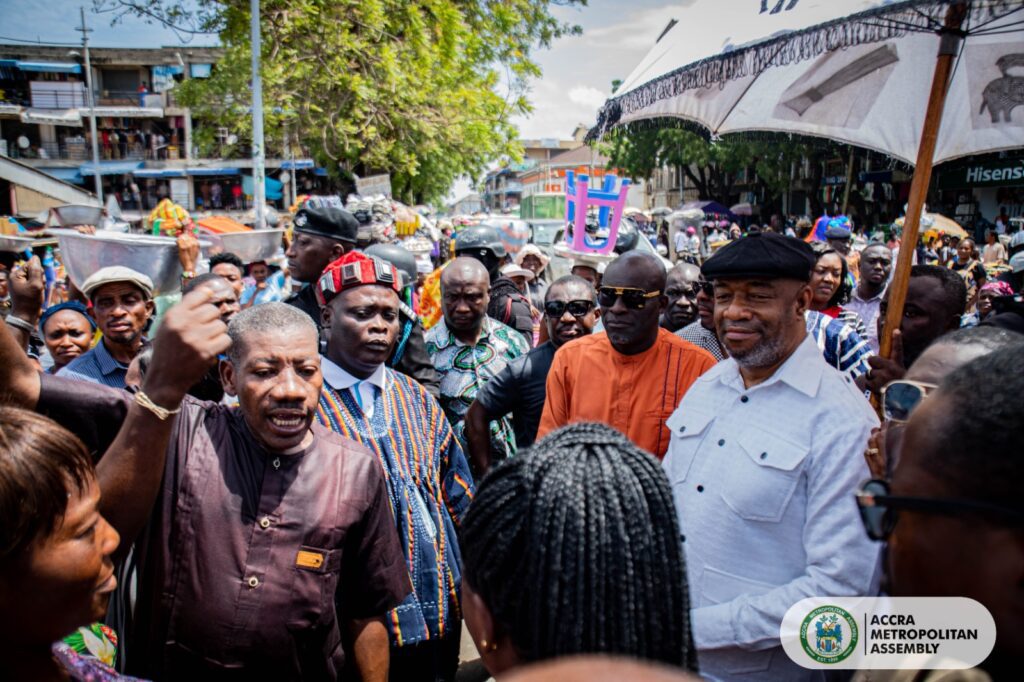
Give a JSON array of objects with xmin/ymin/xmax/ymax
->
[{"xmin": 567, "ymin": 86, "xmax": 608, "ymax": 109}]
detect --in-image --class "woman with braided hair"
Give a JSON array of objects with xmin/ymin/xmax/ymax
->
[{"xmin": 459, "ymin": 422, "xmax": 698, "ymax": 677}]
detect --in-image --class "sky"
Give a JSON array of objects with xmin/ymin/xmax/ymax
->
[{"xmin": 0, "ymin": 0, "xmax": 681, "ymax": 195}]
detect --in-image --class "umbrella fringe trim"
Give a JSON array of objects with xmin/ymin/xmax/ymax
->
[{"xmin": 587, "ymin": 0, "xmax": 1022, "ymax": 142}]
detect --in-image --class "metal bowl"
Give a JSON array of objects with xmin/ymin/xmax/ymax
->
[
  {"xmin": 49, "ymin": 228, "xmax": 211, "ymax": 296},
  {"xmin": 201, "ymin": 228, "xmax": 284, "ymax": 262},
  {"xmin": 0, "ymin": 234, "xmax": 58, "ymax": 253}
]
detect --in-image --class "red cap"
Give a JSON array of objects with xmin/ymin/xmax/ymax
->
[{"xmin": 315, "ymin": 251, "xmax": 401, "ymax": 306}]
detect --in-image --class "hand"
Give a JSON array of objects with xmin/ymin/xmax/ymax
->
[
  {"xmin": 255, "ymin": 281, "xmax": 267, "ymax": 291},
  {"xmin": 143, "ymin": 289, "xmax": 231, "ymax": 407},
  {"xmin": 864, "ymin": 425, "xmax": 888, "ymax": 479},
  {"xmin": 865, "ymin": 329, "xmax": 905, "ymax": 397},
  {"xmin": 10, "ymin": 257, "xmax": 45, "ymax": 321},
  {"xmin": 73, "ymin": 224, "xmax": 96, "ymax": 235},
  {"xmin": 176, "ymin": 231, "xmax": 201, "ymax": 272}
]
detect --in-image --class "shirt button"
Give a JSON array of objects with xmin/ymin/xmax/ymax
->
[
  {"xmin": 740, "ymin": 395, "xmax": 749, "ymax": 403},
  {"xmin": 680, "ymin": 534, "xmax": 686, "ymax": 543},
  {"xmin": 717, "ymin": 439, "xmax": 725, "ymax": 446},
  {"xmin": 696, "ymin": 485, "xmax": 704, "ymax": 493},
  {"xmin": 259, "ymin": 516, "xmax": 271, "ymax": 529},
  {"xmin": 760, "ymin": 452, "xmax": 768, "ymax": 460},
  {"xmin": 679, "ymin": 426, "xmax": 686, "ymax": 433},
  {"xmin": 272, "ymin": 457, "xmax": 281, "ymax": 470},
  {"xmin": 247, "ymin": 576, "xmax": 259, "ymax": 588}
]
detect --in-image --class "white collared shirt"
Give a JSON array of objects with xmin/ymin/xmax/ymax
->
[
  {"xmin": 662, "ymin": 334, "xmax": 880, "ymax": 681},
  {"xmin": 320, "ymin": 356, "xmax": 388, "ymax": 418}
]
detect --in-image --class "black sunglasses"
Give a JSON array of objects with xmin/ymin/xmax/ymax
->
[
  {"xmin": 597, "ymin": 286, "xmax": 661, "ymax": 310},
  {"xmin": 544, "ymin": 299, "xmax": 594, "ymax": 319},
  {"xmin": 696, "ymin": 280, "xmax": 714, "ymax": 297},
  {"xmin": 855, "ymin": 478, "xmax": 1024, "ymax": 541}
]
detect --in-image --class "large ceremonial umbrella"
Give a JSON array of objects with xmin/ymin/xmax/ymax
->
[{"xmin": 591, "ymin": 0, "xmax": 1024, "ymax": 361}]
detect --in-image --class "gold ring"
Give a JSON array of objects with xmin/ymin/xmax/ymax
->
[{"xmin": 866, "ymin": 448, "xmax": 879, "ymax": 455}]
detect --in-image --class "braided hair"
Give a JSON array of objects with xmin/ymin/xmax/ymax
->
[{"xmin": 459, "ymin": 422, "xmax": 697, "ymax": 671}]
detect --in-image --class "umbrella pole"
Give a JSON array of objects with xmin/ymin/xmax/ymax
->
[{"xmin": 877, "ymin": 3, "xmax": 967, "ymax": 367}]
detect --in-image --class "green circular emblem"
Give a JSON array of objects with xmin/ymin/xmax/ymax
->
[{"xmin": 799, "ymin": 604, "xmax": 858, "ymax": 664}]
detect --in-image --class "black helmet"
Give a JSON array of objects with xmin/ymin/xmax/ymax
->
[
  {"xmin": 613, "ymin": 217, "xmax": 640, "ymax": 254},
  {"xmin": 454, "ymin": 225, "xmax": 507, "ymax": 259},
  {"xmin": 364, "ymin": 243, "xmax": 417, "ymax": 288}
]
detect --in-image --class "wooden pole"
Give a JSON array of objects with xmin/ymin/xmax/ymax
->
[
  {"xmin": 877, "ymin": 3, "xmax": 967, "ymax": 362},
  {"xmin": 841, "ymin": 146, "xmax": 855, "ymax": 215}
]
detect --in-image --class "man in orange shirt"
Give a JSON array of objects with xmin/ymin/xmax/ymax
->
[{"xmin": 538, "ymin": 251, "xmax": 716, "ymax": 458}]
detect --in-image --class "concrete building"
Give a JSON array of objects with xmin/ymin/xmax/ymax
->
[{"xmin": 0, "ymin": 43, "xmax": 320, "ymax": 213}]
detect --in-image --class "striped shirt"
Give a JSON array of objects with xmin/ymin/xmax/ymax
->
[
  {"xmin": 57, "ymin": 338, "xmax": 146, "ymax": 389},
  {"xmin": 316, "ymin": 362, "xmax": 474, "ymax": 647},
  {"xmin": 805, "ymin": 310, "xmax": 872, "ymax": 381}
]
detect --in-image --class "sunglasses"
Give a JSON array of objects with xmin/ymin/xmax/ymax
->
[
  {"xmin": 856, "ymin": 478, "xmax": 1024, "ymax": 541},
  {"xmin": 696, "ymin": 280, "xmax": 714, "ymax": 297},
  {"xmin": 881, "ymin": 380, "xmax": 938, "ymax": 422},
  {"xmin": 597, "ymin": 286, "xmax": 662, "ymax": 310},
  {"xmin": 544, "ymin": 299, "xmax": 594, "ymax": 319}
]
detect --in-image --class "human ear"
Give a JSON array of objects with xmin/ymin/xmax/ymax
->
[{"xmin": 220, "ymin": 358, "xmax": 237, "ymax": 397}]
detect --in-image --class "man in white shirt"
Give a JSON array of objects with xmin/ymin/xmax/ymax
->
[
  {"xmin": 982, "ymin": 230, "xmax": 1007, "ymax": 265},
  {"xmin": 662, "ymin": 233, "xmax": 880, "ymax": 681}
]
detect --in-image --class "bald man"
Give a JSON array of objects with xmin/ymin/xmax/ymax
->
[
  {"xmin": 538, "ymin": 252, "xmax": 716, "ymax": 459},
  {"xmin": 426, "ymin": 257, "xmax": 530, "ymax": 462},
  {"xmin": 661, "ymin": 262, "xmax": 702, "ymax": 332}
]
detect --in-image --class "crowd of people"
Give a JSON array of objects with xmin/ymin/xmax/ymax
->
[{"xmin": 1, "ymin": 203, "xmax": 1022, "ymax": 682}]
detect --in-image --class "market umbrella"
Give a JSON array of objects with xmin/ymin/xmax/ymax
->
[
  {"xmin": 730, "ymin": 202, "xmax": 755, "ymax": 216},
  {"xmin": 895, "ymin": 212, "xmax": 969, "ymax": 238},
  {"xmin": 680, "ymin": 200, "xmax": 735, "ymax": 218},
  {"xmin": 591, "ymin": 0, "xmax": 1024, "ymax": 364}
]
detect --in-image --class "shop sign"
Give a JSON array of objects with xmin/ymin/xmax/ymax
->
[{"xmin": 937, "ymin": 159, "xmax": 1024, "ymax": 189}]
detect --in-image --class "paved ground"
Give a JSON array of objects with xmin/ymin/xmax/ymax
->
[{"xmin": 456, "ymin": 625, "xmax": 491, "ymax": 682}]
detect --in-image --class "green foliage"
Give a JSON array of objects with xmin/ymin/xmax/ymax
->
[{"xmin": 98, "ymin": 0, "xmax": 586, "ymax": 203}]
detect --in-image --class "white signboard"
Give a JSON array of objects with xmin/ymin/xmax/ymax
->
[{"xmin": 355, "ymin": 173, "xmax": 392, "ymax": 197}]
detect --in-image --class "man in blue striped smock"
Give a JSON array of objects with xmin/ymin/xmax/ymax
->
[{"xmin": 312, "ymin": 251, "xmax": 474, "ymax": 682}]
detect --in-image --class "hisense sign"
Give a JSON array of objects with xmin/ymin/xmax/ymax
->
[{"xmin": 938, "ymin": 159, "xmax": 1024, "ymax": 189}]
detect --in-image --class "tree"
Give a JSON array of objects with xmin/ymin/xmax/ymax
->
[{"xmin": 97, "ymin": 0, "xmax": 586, "ymax": 203}]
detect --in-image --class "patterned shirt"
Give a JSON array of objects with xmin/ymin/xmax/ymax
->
[
  {"xmin": 425, "ymin": 317, "xmax": 529, "ymax": 460},
  {"xmin": 676, "ymin": 321, "xmax": 726, "ymax": 361},
  {"xmin": 58, "ymin": 338, "xmax": 147, "ymax": 389},
  {"xmin": 316, "ymin": 359, "xmax": 474, "ymax": 647},
  {"xmin": 805, "ymin": 310, "xmax": 873, "ymax": 381}
]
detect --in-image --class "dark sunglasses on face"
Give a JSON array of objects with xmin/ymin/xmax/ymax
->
[
  {"xmin": 881, "ymin": 380, "xmax": 937, "ymax": 422},
  {"xmin": 855, "ymin": 478, "xmax": 1024, "ymax": 541},
  {"xmin": 597, "ymin": 286, "xmax": 662, "ymax": 310},
  {"xmin": 544, "ymin": 299, "xmax": 594, "ymax": 319},
  {"xmin": 696, "ymin": 280, "xmax": 714, "ymax": 297}
]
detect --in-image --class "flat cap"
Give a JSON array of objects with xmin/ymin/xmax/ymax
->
[
  {"xmin": 825, "ymin": 225, "xmax": 852, "ymax": 240},
  {"xmin": 293, "ymin": 205, "xmax": 359, "ymax": 244},
  {"xmin": 81, "ymin": 266, "xmax": 154, "ymax": 300},
  {"xmin": 702, "ymin": 232, "xmax": 815, "ymax": 282}
]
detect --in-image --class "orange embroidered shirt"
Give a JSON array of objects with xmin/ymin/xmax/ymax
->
[{"xmin": 538, "ymin": 328, "xmax": 717, "ymax": 458}]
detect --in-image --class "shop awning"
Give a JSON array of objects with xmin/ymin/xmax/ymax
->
[
  {"xmin": 133, "ymin": 168, "xmax": 187, "ymax": 178},
  {"xmin": 0, "ymin": 103, "xmax": 21, "ymax": 117},
  {"xmin": 80, "ymin": 161, "xmax": 144, "ymax": 177},
  {"xmin": 242, "ymin": 174, "xmax": 284, "ymax": 200},
  {"xmin": 84, "ymin": 106, "xmax": 164, "ymax": 118},
  {"xmin": 40, "ymin": 167, "xmax": 85, "ymax": 184},
  {"xmin": 21, "ymin": 108, "xmax": 82, "ymax": 127},
  {"xmin": 15, "ymin": 61, "xmax": 82, "ymax": 74},
  {"xmin": 315, "ymin": 167, "xmax": 328, "ymax": 177},
  {"xmin": 186, "ymin": 167, "xmax": 240, "ymax": 176},
  {"xmin": 280, "ymin": 159, "xmax": 315, "ymax": 170}
]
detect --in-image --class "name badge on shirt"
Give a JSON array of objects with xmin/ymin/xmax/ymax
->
[{"xmin": 295, "ymin": 549, "xmax": 325, "ymax": 571}]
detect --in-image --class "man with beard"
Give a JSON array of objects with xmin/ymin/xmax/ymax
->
[
  {"xmin": 285, "ymin": 204, "xmax": 440, "ymax": 396},
  {"xmin": 538, "ymin": 252, "xmax": 715, "ymax": 459},
  {"xmin": 663, "ymin": 233, "xmax": 880, "ymax": 680},
  {"xmin": 59, "ymin": 267, "xmax": 154, "ymax": 388},
  {"xmin": 313, "ymin": 251, "xmax": 473, "ymax": 682},
  {"xmin": 676, "ymin": 275, "xmax": 726, "ymax": 361},
  {"xmin": 858, "ymin": 344, "xmax": 1024, "ymax": 678},
  {"xmin": 864, "ymin": 265, "xmax": 966, "ymax": 399},
  {"xmin": 0, "ymin": 299, "xmax": 409, "ymax": 679},
  {"xmin": 427, "ymin": 257, "xmax": 529, "ymax": 462},
  {"xmin": 464, "ymin": 275, "xmax": 599, "ymax": 474},
  {"xmin": 660, "ymin": 263, "xmax": 701, "ymax": 333}
]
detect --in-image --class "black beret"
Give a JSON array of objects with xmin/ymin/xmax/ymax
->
[
  {"xmin": 702, "ymin": 232, "xmax": 816, "ymax": 282},
  {"xmin": 293, "ymin": 206, "xmax": 359, "ymax": 244}
]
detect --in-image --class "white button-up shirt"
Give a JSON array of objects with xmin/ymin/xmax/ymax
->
[
  {"xmin": 662, "ymin": 334, "xmax": 880, "ymax": 681},
  {"xmin": 321, "ymin": 356, "xmax": 388, "ymax": 419}
]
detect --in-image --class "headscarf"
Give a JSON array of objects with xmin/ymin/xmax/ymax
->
[
  {"xmin": 979, "ymin": 280, "xmax": 1015, "ymax": 297},
  {"xmin": 37, "ymin": 301, "xmax": 96, "ymax": 336}
]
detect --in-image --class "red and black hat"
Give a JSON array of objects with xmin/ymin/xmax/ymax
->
[{"xmin": 315, "ymin": 251, "xmax": 401, "ymax": 306}]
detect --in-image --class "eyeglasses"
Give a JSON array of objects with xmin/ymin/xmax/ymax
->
[
  {"xmin": 880, "ymin": 380, "xmax": 938, "ymax": 422},
  {"xmin": 696, "ymin": 280, "xmax": 714, "ymax": 297},
  {"xmin": 544, "ymin": 299, "xmax": 594, "ymax": 319},
  {"xmin": 597, "ymin": 286, "xmax": 662, "ymax": 310},
  {"xmin": 855, "ymin": 478, "xmax": 1024, "ymax": 541}
]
